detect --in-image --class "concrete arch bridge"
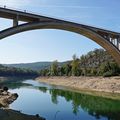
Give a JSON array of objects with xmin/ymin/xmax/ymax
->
[{"xmin": 0, "ymin": 7, "xmax": 120, "ymax": 64}]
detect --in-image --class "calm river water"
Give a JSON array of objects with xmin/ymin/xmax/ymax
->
[{"xmin": 2, "ymin": 78, "xmax": 120, "ymax": 120}]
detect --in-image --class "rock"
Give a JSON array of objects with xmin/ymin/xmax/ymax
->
[
  {"xmin": 5, "ymin": 93, "xmax": 18, "ymax": 104},
  {"xmin": 2, "ymin": 91, "xmax": 8, "ymax": 95},
  {"xmin": 36, "ymin": 114, "xmax": 39, "ymax": 117},
  {"xmin": 13, "ymin": 93, "xmax": 18, "ymax": 98},
  {"xmin": 0, "ymin": 87, "xmax": 18, "ymax": 107}
]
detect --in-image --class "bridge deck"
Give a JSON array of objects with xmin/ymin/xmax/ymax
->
[{"xmin": 0, "ymin": 6, "xmax": 120, "ymax": 37}]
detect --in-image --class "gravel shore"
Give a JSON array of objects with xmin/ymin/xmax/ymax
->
[{"xmin": 36, "ymin": 76, "xmax": 120, "ymax": 99}]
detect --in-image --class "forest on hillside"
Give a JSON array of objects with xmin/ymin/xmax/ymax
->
[
  {"xmin": 39, "ymin": 48, "xmax": 120, "ymax": 77},
  {"xmin": 0, "ymin": 48, "xmax": 120, "ymax": 77},
  {"xmin": 0, "ymin": 64, "xmax": 38, "ymax": 77}
]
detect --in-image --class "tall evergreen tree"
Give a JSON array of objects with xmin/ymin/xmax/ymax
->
[
  {"xmin": 71, "ymin": 54, "xmax": 80, "ymax": 76},
  {"xmin": 50, "ymin": 60, "xmax": 58, "ymax": 76}
]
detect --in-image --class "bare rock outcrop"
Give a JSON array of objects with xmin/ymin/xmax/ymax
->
[{"xmin": 0, "ymin": 86, "xmax": 18, "ymax": 107}]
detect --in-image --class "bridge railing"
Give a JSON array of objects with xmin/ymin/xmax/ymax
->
[{"xmin": 0, "ymin": 5, "xmax": 28, "ymax": 13}]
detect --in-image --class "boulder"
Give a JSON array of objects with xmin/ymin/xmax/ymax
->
[{"xmin": 0, "ymin": 87, "xmax": 18, "ymax": 107}]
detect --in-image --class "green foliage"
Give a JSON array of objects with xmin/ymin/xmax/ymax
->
[
  {"xmin": 49, "ymin": 88, "xmax": 120, "ymax": 118},
  {"xmin": 39, "ymin": 48, "xmax": 120, "ymax": 77},
  {"xmin": 99, "ymin": 62, "xmax": 120, "ymax": 77},
  {"xmin": 0, "ymin": 65, "xmax": 38, "ymax": 77},
  {"xmin": 4, "ymin": 62, "xmax": 52, "ymax": 71},
  {"xmin": 2, "ymin": 48, "xmax": 119, "ymax": 77},
  {"xmin": 71, "ymin": 54, "xmax": 80, "ymax": 76},
  {"xmin": 39, "ymin": 69, "xmax": 50, "ymax": 76},
  {"xmin": 103, "ymin": 71, "xmax": 113, "ymax": 77},
  {"xmin": 63, "ymin": 64, "xmax": 72, "ymax": 76},
  {"xmin": 90, "ymin": 69, "xmax": 97, "ymax": 76},
  {"xmin": 50, "ymin": 60, "xmax": 58, "ymax": 76}
]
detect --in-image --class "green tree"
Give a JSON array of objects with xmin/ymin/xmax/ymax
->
[
  {"xmin": 71, "ymin": 54, "xmax": 80, "ymax": 76},
  {"xmin": 50, "ymin": 60, "xmax": 58, "ymax": 76},
  {"xmin": 99, "ymin": 62, "xmax": 120, "ymax": 77},
  {"xmin": 63, "ymin": 63, "xmax": 72, "ymax": 76}
]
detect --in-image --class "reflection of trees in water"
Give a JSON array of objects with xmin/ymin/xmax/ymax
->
[
  {"xmin": 0, "ymin": 77, "xmax": 35, "ymax": 89},
  {"xmin": 38, "ymin": 87, "xmax": 47, "ymax": 93},
  {"xmin": 39, "ymin": 88, "xmax": 120, "ymax": 120},
  {"xmin": 3, "ymin": 79, "xmax": 120, "ymax": 120},
  {"xmin": 51, "ymin": 91, "xmax": 58, "ymax": 104},
  {"xmin": 1, "ymin": 81, "xmax": 31, "ymax": 89}
]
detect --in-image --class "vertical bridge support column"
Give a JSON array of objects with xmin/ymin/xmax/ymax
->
[
  {"xmin": 117, "ymin": 37, "xmax": 120, "ymax": 50},
  {"xmin": 108, "ymin": 34, "xmax": 111, "ymax": 42},
  {"xmin": 13, "ymin": 15, "xmax": 19, "ymax": 27}
]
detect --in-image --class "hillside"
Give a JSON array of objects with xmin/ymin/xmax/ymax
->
[
  {"xmin": 3, "ymin": 48, "xmax": 119, "ymax": 77},
  {"xmin": 4, "ymin": 62, "xmax": 68, "ymax": 71},
  {"xmin": 0, "ymin": 64, "xmax": 38, "ymax": 77},
  {"xmin": 38, "ymin": 48, "xmax": 120, "ymax": 77},
  {"xmin": 79, "ymin": 48, "xmax": 115, "ymax": 68},
  {"xmin": 4, "ymin": 62, "xmax": 52, "ymax": 71}
]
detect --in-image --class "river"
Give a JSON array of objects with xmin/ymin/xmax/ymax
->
[{"xmin": 1, "ymin": 77, "xmax": 120, "ymax": 120}]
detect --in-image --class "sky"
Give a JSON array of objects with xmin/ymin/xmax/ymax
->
[{"xmin": 0, "ymin": 0, "xmax": 120, "ymax": 64}]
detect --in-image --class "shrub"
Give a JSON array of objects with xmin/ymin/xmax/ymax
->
[{"xmin": 3, "ymin": 86, "xmax": 8, "ymax": 91}]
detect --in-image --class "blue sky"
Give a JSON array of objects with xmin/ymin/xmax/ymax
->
[{"xmin": 0, "ymin": 0, "xmax": 120, "ymax": 64}]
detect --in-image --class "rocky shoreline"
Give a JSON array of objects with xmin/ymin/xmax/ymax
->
[
  {"xmin": 0, "ymin": 86, "xmax": 46, "ymax": 120},
  {"xmin": 0, "ymin": 87, "xmax": 18, "ymax": 107}
]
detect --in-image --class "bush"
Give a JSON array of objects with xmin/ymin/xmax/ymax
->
[
  {"xmin": 103, "ymin": 71, "xmax": 113, "ymax": 77},
  {"xmin": 103, "ymin": 70, "xmax": 119, "ymax": 77},
  {"xmin": 99, "ymin": 62, "xmax": 120, "ymax": 77},
  {"xmin": 3, "ymin": 86, "xmax": 8, "ymax": 91},
  {"xmin": 90, "ymin": 69, "xmax": 97, "ymax": 76}
]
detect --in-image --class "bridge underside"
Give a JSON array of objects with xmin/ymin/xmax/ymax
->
[{"xmin": 0, "ymin": 7, "xmax": 120, "ymax": 65}]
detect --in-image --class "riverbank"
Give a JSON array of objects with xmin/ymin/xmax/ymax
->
[
  {"xmin": 0, "ymin": 109, "xmax": 45, "ymax": 120},
  {"xmin": 36, "ymin": 76, "xmax": 120, "ymax": 99}
]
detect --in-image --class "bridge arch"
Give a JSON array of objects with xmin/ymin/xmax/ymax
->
[{"xmin": 0, "ymin": 21, "xmax": 120, "ymax": 64}]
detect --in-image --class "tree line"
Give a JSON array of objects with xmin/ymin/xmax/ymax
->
[
  {"xmin": 39, "ymin": 49, "xmax": 120, "ymax": 77},
  {"xmin": 0, "ymin": 64, "xmax": 38, "ymax": 77}
]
